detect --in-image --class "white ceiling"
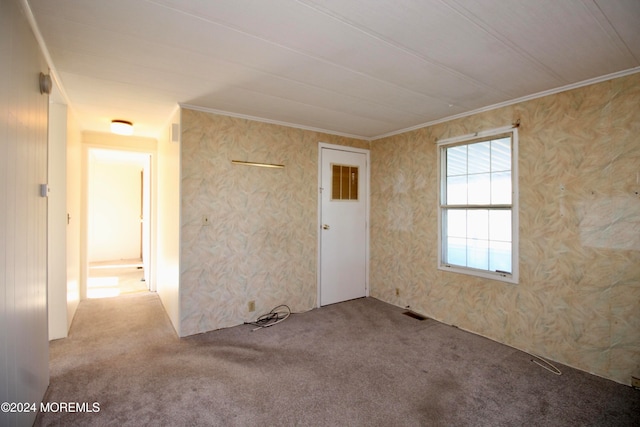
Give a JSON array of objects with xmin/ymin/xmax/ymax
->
[{"xmin": 26, "ymin": 0, "xmax": 640, "ymax": 140}]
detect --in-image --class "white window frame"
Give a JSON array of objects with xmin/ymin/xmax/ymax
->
[{"xmin": 437, "ymin": 126, "xmax": 519, "ymax": 284}]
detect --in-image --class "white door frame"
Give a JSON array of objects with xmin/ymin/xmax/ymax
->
[
  {"xmin": 82, "ymin": 145, "xmax": 156, "ymax": 299},
  {"xmin": 317, "ymin": 142, "xmax": 370, "ymax": 308}
]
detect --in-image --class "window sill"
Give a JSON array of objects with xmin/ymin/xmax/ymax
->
[{"xmin": 438, "ymin": 264, "xmax": 518, "ymax": 284}]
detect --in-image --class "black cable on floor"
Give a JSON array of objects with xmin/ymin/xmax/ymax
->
[{"xmin": 245, "ymin": 304, "xmax": 291, "ymax": 331}]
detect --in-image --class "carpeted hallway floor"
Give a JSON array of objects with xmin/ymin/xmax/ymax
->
[
  {"xmin": 36, "ymin": 292, "xmax": 639, "ymax": 426},
  {"xmin": 87, "ymin": 259, "xmax": 147, "ymax": 298}
]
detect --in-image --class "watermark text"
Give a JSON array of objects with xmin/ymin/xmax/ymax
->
[{"xmin": 1, "ymin": 401, "xmax": 100, "ymax": 413}]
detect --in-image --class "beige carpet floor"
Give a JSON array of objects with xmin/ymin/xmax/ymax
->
[
  {"xmin": 36, "ymin": 293, "xmax": 639, "ymax": 426},
  {"xmin": 87, "ymin": 260, "xmax": 147, "ymax": 298}
]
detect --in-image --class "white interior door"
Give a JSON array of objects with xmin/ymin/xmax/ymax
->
[{"xmin": 319, "ymin": 145, "xmax": 368, "ymax": 306}]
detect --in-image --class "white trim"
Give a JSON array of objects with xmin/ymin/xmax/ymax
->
[
  {"xmin": 512, "ymin": 128, "xmax": 520, "ymax": 283},
  {"xmin": 318, "ymin": 143, "xmax": 371, "ymax": 155},
  {"xmin": 439, "ymin": 265, "xmax": 518, "ymax": 284},
  {"xmin": 373, "ymin": 67, "xmax": 640, "ymax": 141},
  {"xmin": 180, "ymin": 104, "xmax": 372, "ymax": 141},
  {"xmin": 82, "ymin": 144, "xmax": 158, "ymax": 299},
  {"xmin": 317, "ymin": 143, "xmax": 371, "ymax": 307},
  {"xmin": 436, "ymin": 124, "xmax": 516, "ymax": 146},
  {"xmin": 437, "ymin": 128, "xmax": 519, "ymax": 284},
  {"xmin": 437, "ymin": 144, "xmax": 444, "ymax": 280},
  {"xmin": 19, "ymin": 0, "xmax": 72, "ymax": 106}
]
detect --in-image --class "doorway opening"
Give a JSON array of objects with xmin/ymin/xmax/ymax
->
[{"xmin": 86, "ymin": 148, "xmax": 152, "ymax": 298}]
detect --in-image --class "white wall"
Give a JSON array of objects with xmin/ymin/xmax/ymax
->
[
  {"xmin": 47, "ymin": 93, "xmax": 82, "ymax": 340},
  {"xmin": 88, "ymin": 155, "xmax": 143, "ymax": 262},
  {"xmin": 66, "ymin": 110, "xmax": 81, "ymax": 329},
  {"xmin": 0, "ymin": 0, "xmax": 50, "ymax": 425},
  {"xmin": 156, "ymin": 110, "xmax": 181, "ymax": 335},
  {"xmin": 47, "ymin": 102, "xmax": 68, "ymax": 339}
]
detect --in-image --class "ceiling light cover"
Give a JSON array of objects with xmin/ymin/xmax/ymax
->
[{"xmin": 110, "ymin": 120, "xmax": 134, "ymax": 135}]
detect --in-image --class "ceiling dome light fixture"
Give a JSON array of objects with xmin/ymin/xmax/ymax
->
[{"xmin": 110, "ymin": 119, "xmax": 134, "ymax": 135}]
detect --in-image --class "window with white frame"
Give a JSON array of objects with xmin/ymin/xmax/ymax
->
[{"xmin": 438, "ymin": 127, "xmax": 518, "ymax": 283}]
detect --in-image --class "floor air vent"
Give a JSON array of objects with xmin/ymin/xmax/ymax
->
[{"xmin": 402, "ymin": 310, "xmax": 427, "ymax": 321}]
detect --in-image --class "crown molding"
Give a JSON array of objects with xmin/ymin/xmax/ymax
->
[
  {"xmin": 372, "ymin": 67, "xmax": 640, "ymax": 141},
  {"xmin": 179, "ymin": 104, "xmax": 372, "ymax": 141}
]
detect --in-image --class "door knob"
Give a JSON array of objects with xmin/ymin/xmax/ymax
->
[{"xmin": 322, "ymin": 224, "xmax": 330, "ymax": 230}]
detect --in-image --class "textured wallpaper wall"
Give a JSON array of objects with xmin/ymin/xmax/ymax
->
[
  {"xmin": 370, "ymin": 73, "xmax": 640, "ymax": 385},
  {"xmin": 180, "ymin": 109, "xmax": 368, "ymax": 336}
]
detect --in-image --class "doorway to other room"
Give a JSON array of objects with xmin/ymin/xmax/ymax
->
[{"xmin": 86, "ymin": 148, "xmax": 152, "ymax": 298}]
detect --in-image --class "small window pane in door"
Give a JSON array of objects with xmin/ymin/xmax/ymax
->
[
  {"xmin": 331, "ymin": 164, "xmax": 359, "ymax": 201},
  {"xmin": 332, "ymin": 164, "xmax": 341, "ymax": 198}
]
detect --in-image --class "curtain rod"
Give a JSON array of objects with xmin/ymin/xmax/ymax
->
[
  {"xmin": 436, "ymin": 119, "xmax": 520, "ymax": 145},
  {"xmin": 231, "ymin": 160, "xmax": 285, "ymax": 169}
]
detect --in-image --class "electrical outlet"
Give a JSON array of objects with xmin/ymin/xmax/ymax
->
[
  {"xmin": 202, "ymin": 215, "xmax": 210, "ymax": 226},
  {"xmin": 248, "ymin": 300, "xmax": 255, "ymax": 312},
  {"xmin": 395, "ymin": 288, "xmax": 400, "ymax": 296},
  {"xmin": 632, "ymin": 376, "xmax": 640, "ymax": 389}
]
